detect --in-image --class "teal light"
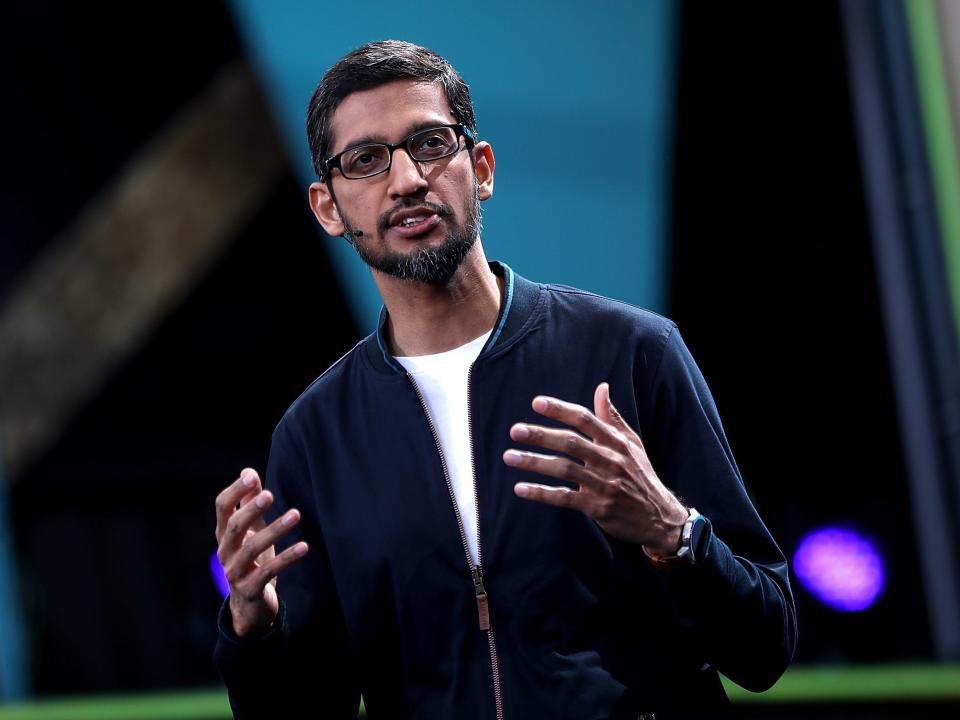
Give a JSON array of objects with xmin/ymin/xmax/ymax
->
[
  {"xmin": 0, "ymin": 450, "xmax": 29, "ymax": 700},
  {"xmin": 226, "ymin": 0, "xmax": 678, "ymax": 331}
]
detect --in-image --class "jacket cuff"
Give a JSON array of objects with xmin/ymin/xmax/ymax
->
[{"xmin": 610, "ymin": 517, "xmax": 737, "ymax": 600}]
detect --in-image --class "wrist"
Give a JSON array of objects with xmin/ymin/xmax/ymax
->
[
  {"xmin": 643, "ymin": 508, "xmax": 705, "ymax": 566},
  {"xmin": 229, "ymin": 598, "xmax": 278, "ymax": 638},
  {"xmin": 642, "ymin": 503, "xmax": 690, "ymax": 558},
  {"xmin": 219, "ymin": 596, "xmax": 283, "ymax": 646}
]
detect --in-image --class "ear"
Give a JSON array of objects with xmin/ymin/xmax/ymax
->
[
  {"xmin": 473, "ymin": 141, "xmax": 495, "ymax": 201},
  {"xmin": 308, "ymin": 181, "xmax": 345, "ymax": 236}
]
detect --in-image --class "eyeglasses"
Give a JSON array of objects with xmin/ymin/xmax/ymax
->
[{"xmin": 322, "ymin": 124, "xmax": 476, "ymax": 180}]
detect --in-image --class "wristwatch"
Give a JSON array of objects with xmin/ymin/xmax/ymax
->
[
  {"xmin": 675, "ymin": 508, "xmax": 705, "ymax": 564},
  {"xmin": 643, "ymin": 507, "xmax": 708, "ymax": 567}
]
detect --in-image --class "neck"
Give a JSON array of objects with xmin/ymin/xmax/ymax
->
[{"xmin": 373, "ymin": 241, "xmax": 503, "ymax": 357}]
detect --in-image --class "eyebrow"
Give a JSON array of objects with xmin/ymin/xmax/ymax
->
[{"xmin": 335, "ymin": 119, "xmax": 456, "ymax": 155}]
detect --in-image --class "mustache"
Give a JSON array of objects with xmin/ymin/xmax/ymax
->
[{"xmin": 378, "ymin": 199, "xmax": 453, "ymax": 236}]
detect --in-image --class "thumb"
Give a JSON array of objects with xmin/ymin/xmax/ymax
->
[
  {"xmin": 594, "ymin": 382, "xmax": 642, "ymax": 444},
  {"xmin": 594, "ymin": 382, "xmax": 617, "ymax": 426}
]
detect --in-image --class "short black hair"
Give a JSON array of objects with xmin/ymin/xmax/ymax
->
[{"xmin": 306, "ymin": 40, "xmax": 478, "ymax": 180}]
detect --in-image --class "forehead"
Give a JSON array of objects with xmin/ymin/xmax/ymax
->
[{"xmin": 329, "ymin": 80, "xmax": 456, "ymax": 152}]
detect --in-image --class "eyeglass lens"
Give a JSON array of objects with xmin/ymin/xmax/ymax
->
[{"xmin": 339, "ymin": 126, "xmax": 460, "ymax": 178}]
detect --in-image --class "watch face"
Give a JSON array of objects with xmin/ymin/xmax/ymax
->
[{"xmin": 689, "ymin": 515, "xmax": 709, "ymax": 564}]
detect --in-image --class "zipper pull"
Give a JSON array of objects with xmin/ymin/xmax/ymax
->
[{"xmin": 471, "ymin": 565, "xmax": 491, "ymax": 631}]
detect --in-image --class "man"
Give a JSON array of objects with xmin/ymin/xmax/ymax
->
[{"xmin": 213, "ymin": 40, "xmax": 796, "ymax": 719}]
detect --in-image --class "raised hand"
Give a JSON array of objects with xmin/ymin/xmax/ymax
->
[
  {"xmin": 214, "ymin": 468, "xmax": 309, "ymax": 637},
  {"xmin": 503, "ymin": 382, "xmax": 689, "ymax": 557}
]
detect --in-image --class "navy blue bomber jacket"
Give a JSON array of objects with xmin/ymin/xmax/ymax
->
[{"xmin": 214, "ymin": 262, "xmax": 797, "ymax": 719}]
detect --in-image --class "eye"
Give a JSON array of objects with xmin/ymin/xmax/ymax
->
[
  {"xmin": 411, "ymin": 128, "xmax": 457, "ymax": 159},
  {"xmin": 341, "ymin": 145, "xmax": 388, "ymax": 176}
]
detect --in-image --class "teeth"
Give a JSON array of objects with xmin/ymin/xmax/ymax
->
[{"xmin": 401, "ymin": 216, "xmax": 426, "ymax": 226}]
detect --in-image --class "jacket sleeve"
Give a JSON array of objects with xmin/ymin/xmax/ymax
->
[
  {"xmin": 638, "ymin": 323, "xmax": 797, "ymax": 692},
  {"xmin": 213, "ymin": 420, "xmax": 361, "ymax": 718}
]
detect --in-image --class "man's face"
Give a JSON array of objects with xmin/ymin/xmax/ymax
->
[{"xmin": 311, "ymin": 80, "xmax": 494, "ymax": 284}]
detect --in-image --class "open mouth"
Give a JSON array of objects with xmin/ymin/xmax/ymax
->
[{"xmin": 387, "ymin": 207, "xmax": 444, "ymax": 239}]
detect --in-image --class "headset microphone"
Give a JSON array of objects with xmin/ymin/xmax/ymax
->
[
  {"xmin": 333, "ymin": 195, "xmax": 365, "ymax": 240},
  {"xmin": 342, "ymin": 224, "xmax": 365, "ymax": 240}
]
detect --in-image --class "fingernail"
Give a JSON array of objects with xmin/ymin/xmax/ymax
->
[
  {"xmin": 532, "ymin": 397, "xmax": 549, "ymax": 412},
  {"xmin": 504, "ymin": 450, "xmax": 523, "ymax": 466},
  {"xmin": 242, "ymin": 472, "xmax": 256, "ymax": 488},
  {"xmin": 512, "ymin": 424, "xmax": 529, "ymax": 440},
  {"xmin": 293, "ymin": 542, "xmax": 308, "ymax": 556},
  {"xmin": 515, "ymin": 483, "xmax": 531, "ymax": 497},
  {"xmin": 282, "ymin": 511, "xmax": 297, "ymax": 526},
  {"xmin": 255, "ymin": 493, "xmax": 270, "ymax": 509}
]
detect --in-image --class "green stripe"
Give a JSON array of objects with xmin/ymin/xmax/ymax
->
[
  {"xmin": 722, "ymin": 664, "xmax": 960, "ymax": 703},
  {"xmin": 2, "ymin": 667, "xmax": 960, "ymax": 718},
  {"xmin": 905, "ymin": 0, "xmax": 960, "ymax": 342},
  {"xmin": 0, "ymin": 693, "xmax": 367, "ymax": 720},
  {"xmin": 0, "ymin": 689, "xmax": 232, "ymax": 720}
]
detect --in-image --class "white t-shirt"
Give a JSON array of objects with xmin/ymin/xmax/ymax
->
[{"xmin": 395, "ymin": 330, "xmax": 492, "ymax": 567}]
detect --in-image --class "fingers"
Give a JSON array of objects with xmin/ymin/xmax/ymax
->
[
  {"xmin": 509, "ymin": 423, "xmax": 619, "ymax": 472},
  {"xmin": 225, "ymin": 516, "xmax": 309, "ymax": 601},
  {"xmin": 504, "ymin": 385, "xmax": 647, "ymax": 512},
  {"xmin": 237, "ymin": 509, "xmax": 302, "ymax": 566},
  {"xmin": 260, "ymin": 541, "xmax": 309, "ymax": 587},
  {"xmin": 530, "ymin": 393, "xmax": 630, "ymax": 453},
  {"xmin": 215, "ymin": 469, "xmax": 261, "ymax": 543},
  {"xmin": 503, "ymin": 448, "xmax": 604, "ymax": 491},
  {"xmin": 218, "ymin": 488, "xmax": 276, "ymax": 558},
  {"xmin": 230, "ymin": 540, "xmax": 310, "ymax": 604},
  {"xmin": 513, "ymin": 481, "xmax": 581, "ymax": 509}
]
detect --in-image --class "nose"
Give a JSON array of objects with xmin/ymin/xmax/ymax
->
[{"xmin": 386, "ymin": 146, "xmax": 429, "ymax": 198}]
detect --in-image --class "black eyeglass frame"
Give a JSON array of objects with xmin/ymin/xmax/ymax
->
[{"xmin": 320, "ymin": 123, "xmax": 477, "ymax": 182}]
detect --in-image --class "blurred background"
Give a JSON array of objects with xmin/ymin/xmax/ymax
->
[{"xmin": 1, "ymin": 0, "xmax": 959, "ymax": 718}]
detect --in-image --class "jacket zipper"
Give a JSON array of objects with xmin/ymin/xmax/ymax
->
[
  {"xmin": 408, "ymin": 368, "xmax": 505, "ymax": 720},
  {"xmin": 466, "ymin": 364, "xmax": 505, "ymax": 720}
]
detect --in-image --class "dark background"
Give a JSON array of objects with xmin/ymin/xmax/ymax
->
[{"xmin": 670, "ymin": 1, "xmax": 927, "ymax": 664}]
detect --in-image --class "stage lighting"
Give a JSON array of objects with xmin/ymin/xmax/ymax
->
[
  {"xmin": 793, "ymin": 527, "xmax": 885, "ymax": 612},
  {"xmin": 210, "ymin": 549, "xmax": 229, "ymax": 599}
]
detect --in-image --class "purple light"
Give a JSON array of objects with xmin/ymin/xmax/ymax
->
[
  {"xmin": 210, "ymin": 550, "xmax": 229, "ymax": 599},
  {"xmin": 793, "ymin": 527, "xmax": 885, "ymax": 612}
]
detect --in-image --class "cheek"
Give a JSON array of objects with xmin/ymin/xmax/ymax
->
[
  {"xmin": 438, "ymin": 167, "xmax": 475, "ymax": 199},
  {"xmin": 343, "ymin": 195, "xmax": 379, "ymax": 221}
]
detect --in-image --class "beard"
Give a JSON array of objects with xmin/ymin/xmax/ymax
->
[{"xmin": 342, "ymin": 181, "xmax": 482, "ymax": 285}]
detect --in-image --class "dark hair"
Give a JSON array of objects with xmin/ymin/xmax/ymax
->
[{"xmin": 306, "ymin": 40, "xmax": 478, "ymax": 179}]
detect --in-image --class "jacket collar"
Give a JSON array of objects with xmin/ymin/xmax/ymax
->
[{"xmin": 363, "ymin": 261, "xmax": 541, "ymax": 375}]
